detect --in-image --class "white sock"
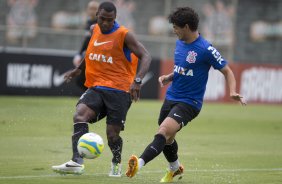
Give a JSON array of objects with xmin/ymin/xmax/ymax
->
[
  {"xmin": 138, "ymin": 158, "xmax": 145, "ymax": 170},
  {"xmin": 169, "ymin": 160, "xmax": 180, "ymax": 172}
]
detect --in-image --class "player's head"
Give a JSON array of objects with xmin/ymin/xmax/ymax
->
[
  {"xmin": 87, "ymin": 1, "xmax": 99, "ymax": 19},
  {"xmin": 168, "ymin": 7, "xmax": 199, "ymax": 40},
  {"xmin": 96, "ymin": 1, "xmax": 117, "ymax": 33}
]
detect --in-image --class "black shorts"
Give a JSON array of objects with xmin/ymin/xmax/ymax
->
[
  {"xmin": 158, "ymin": 99, "xmax": 200, "ymax": 128},
  {"xmin": 77, "ymin": 87, "xmax": 132, "ymax": 129}
]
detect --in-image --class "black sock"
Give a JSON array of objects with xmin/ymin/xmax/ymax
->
[
  {"xmin": 163, "ymin": 140, "xmax": 178, "ymax": 162},
  {"xmin": 140, "ymin": 134, "xmax": 166, "ymax": 164},
  {"xmin": 108, "ymin": 136, "xmax": 123, "ymax": 164},
  {"xmin": 71, "ymin": 123, "xmax": 89, "ymax": 164}
]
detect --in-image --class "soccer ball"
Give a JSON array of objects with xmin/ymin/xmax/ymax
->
[{"xmin": 77, "ymin": 132, "xmax": 104, "ymax": 159}]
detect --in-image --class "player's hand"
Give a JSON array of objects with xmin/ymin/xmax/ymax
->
[
  {"xmin": 73, "ymin": 54, "xmax": 82, "ymax": 67},
  {"xmin": 130, "ymin": 82, "xmax": 141, "ymax": 102},
  {"xmin": 64, "ymin": 68, "xmax": 81, "ymax": 83},
  {"xmin": 230, "ymin": 93, "xmax": 247, "ymax": 106},
  {"xmin": 158, "ymin": 75, "xmax": 171, "ymax": 87}
]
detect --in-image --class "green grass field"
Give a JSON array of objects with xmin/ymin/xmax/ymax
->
[{"xmin": 0, "ymin": 96, "xmax": 281, "ymax": 184}]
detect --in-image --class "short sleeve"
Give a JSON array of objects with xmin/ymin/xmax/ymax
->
[{"xmin": 206, "ymin": 45, "xmax": 227, "ymax": 70}]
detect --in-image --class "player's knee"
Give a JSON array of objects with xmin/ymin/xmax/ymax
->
[
  {"xmin": 157, "ymin": 127, "xmax": 169, "ymax": 140},
  {"xmin": 107, "ymin": 134, "xmax": 119, "ymax": 143},
  {"xmin": 73, "ymin": 104, "xmax": 96, "ymax": 123},
  {"xmin": 158, "ymin": 118, "xmax": 180, "ymax": 140},
  {"xmin": 107, "ymin": 131, "xmax": 120, "ymax": 143},
  {"xmin": 106, "ymin": 124, "xmax": 121, "ymax": 142},
  {"xmin": 73, "ymin": 112, "xmax": 83, "ymax": 123},
  {"xmin": 157, "ymin": 126, "xmax": 175, "ymax": 141},
  {"xmin": 166, "ymin": 137, "xmax": 175, "ymax": 144},
  {"xmin": 73, "ymin": 107, "xmax": 96, "ymax": 123}
]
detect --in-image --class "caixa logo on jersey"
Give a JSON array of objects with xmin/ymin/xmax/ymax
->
[{"xmin": 186, "ymin": 51, "xmax": 197, "ymax": 63}]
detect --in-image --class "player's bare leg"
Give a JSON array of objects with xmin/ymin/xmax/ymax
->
[
  {"xmin": 52, "ymin": 104, "xmax": 95, "ymax": 175},
  {"xmin": 126, "ymin": 117, "xmax": 180, "ymax": 178},
  {"xmin": 107, "ymin": 124, "xmax": 123, "ymax": 177}
]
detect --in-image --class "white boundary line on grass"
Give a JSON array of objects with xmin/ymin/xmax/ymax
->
[{"xmin": 0, "ymin": 168, "xmax": 282, "ymax": 180}]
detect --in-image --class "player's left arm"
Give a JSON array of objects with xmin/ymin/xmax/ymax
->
[
  {"xmin": 79, "ymin": 24, "xmax": 95, "ymax": 55},
  {"xmin": 124, "ymin": 32, "xmax": 152, "ymax": 101},
  {"xmin": 125, "ymin": 32, "xmax": 152, "ymax": 79},
  {"xmin": 220, "ymin": 65, "xmax": 247, "ymax": 105},
  {"xmin": 73, "ymin": 24, "xmax": 95, "ymax": 67}
]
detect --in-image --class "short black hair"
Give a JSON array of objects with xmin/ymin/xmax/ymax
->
[
  {"xmin": 168, "ymin": 7, "xmax": 199, "ymax": 31},
  {"xmin": 98, "ymin": 1, "xmax": 117, "ymax": 15}
]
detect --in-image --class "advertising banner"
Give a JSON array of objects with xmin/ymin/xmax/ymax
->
[
  {"xmin": 0, "ymin": 53, "xmax": 160, "ymax": 99},
  {"xmin": 0, "ymin": 52, "xmax": 83, "ymax": 96}
]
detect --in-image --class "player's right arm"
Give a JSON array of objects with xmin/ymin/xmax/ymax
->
[
  {"xmin": 73, "ymin": 24, "xmax": 95, "ymax": 67},
  {"xmin": 64, "ymin": 58, "xmax": 85, "ymax": 83},
  {"xmin": 158, "ymin": 73, "xmax": 174, "ymax": 87},
  {"xmin": 65, "ymin": 25, "xmax": 95, "ymax": 83}
]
